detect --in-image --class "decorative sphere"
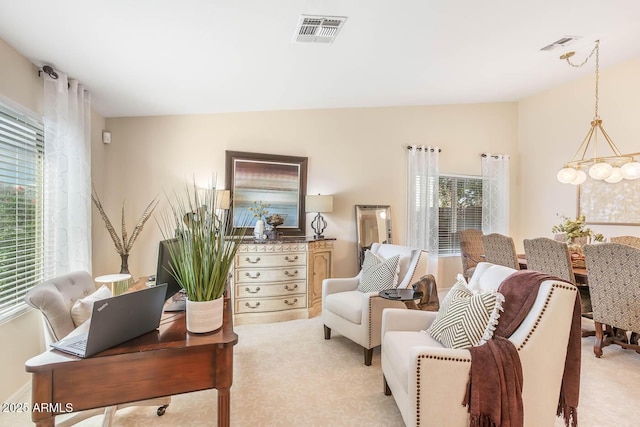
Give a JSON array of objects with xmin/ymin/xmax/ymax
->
[
  {"xmin": 570, "ymin": 170, "xmax": 587, "ymax": 185},
  {"xmin": 557, "ymin": 167, "xmax": 577, "ymax": 184},
  {"xmin": 588, "ymin": 162, "xmax": 613, "ymax": 180},
  {"xmin": 604, "ymin": 167, "xmax": 623, "ymax": 183},
  {"xmin": 621, "ymin": 161, "xmax": 640, "ymax": 180}
]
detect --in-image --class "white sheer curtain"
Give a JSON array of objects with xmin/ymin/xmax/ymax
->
[
  {"xmin": 406, "ymin": 145, "xmax": 439, "ymax": 275},
  {"xmin": 481, "ymin": 153, "xmax": 510, "ymax": 235},
  {"xmin": 43, "ymin": 72, "xmax": 92, "ymax": 276}
]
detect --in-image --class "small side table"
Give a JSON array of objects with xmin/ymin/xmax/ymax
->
[
  {"xmin": 95, "ymin": 273, "xmax": 132, "ymax": 295},
  {"xmin": 379, "ymin": 288, "xmax": 423, "ymax": 309}
]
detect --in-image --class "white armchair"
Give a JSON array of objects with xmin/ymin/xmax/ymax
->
[
  {"xmin": 381, "ymin": 262, "xmax": 578, "ymax": 426},
  {"xmin": 322, "ymin": 243, "xmax": 428, "ymax": 365}
]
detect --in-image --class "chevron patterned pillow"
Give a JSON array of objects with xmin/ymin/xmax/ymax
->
[
  {"xmin": 427, "ymin": 280, "xmax": 504, "ymax": 349},
  {"xmin": 357, "ymin": 250, "xmax": 401, "ymax": 293}
]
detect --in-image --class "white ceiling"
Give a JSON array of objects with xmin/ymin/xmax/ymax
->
[{"xmin": 1, "ymin": 0, "xmax": 640, "ymax": 118}]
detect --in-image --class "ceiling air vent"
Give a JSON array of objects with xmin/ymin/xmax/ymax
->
[
  {"xmin": 294, "ymin": 15, "xmax": 347, "ymax": 43},
  {"xmin": 540, "ymin": 36, "xmax": 582, "ymax": 52}
]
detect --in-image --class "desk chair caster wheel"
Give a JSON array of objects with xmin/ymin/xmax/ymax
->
[{"xmin": 157, "ymin": 405, "xmax": 168, "ymax": 416}]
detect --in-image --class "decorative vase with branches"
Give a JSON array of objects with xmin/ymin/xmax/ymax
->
[
  {"xmin": 91, "ymin": 187, "xmax": 158, "ymax": 274},
  {"xmin": 249, "ymin": 201, "xmax": 270, "ymax": 239}
]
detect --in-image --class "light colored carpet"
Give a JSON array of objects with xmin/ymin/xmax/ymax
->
[{"xmin": 2, "ymin": 316, "xmax": 639, "ymax": 426}]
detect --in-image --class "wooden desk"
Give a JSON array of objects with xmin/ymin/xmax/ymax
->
[{"xmin": 25, "ymin": 299, "xmax": 237, "ymax": 427}]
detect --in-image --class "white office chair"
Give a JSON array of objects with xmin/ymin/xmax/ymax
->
[{"xmin": 24, "ymin": 271, "xmax": 171, "ymax": 426}]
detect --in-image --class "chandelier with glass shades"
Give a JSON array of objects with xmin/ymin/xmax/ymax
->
[{"xmin": 556, "ymin": 40, "xmax": 640, "ymax": 185}]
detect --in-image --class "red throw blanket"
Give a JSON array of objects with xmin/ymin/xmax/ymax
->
[{"xmin": 463, "ymin": 270, "xmax": 581, "ymax": 427}]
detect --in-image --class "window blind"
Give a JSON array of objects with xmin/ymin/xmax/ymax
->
[
  {"xmin": 438, "ymin": 175, "xmax": 483, "ymax": 255},
  {"xmin": 0, "ymin": 102, "xmax": 45, "ymax": 320}
]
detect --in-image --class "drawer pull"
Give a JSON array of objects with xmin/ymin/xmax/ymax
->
[
  {"xmin": 245, "ymin": 302, "xmax": 261, "ymax": 309},
  {"xmin": 284, "ymin": 270, "xmax": 298, "ymax": 277},
  {"xmin": 245, "ymin": 257, "xmax": 261, "ymax": 264},
  {"xmin": 284, "ymin": 255, "xmax": 298, "ymax": 262},
  {"xmin": 245, "ymin": 287, "xmax": 261, "ymax": 294},
  {"xmin": 245, "ymin": 272, "xmax": 261, "ymax": 279},
  {"xmin": 284, "ymin": 284, "xmax": 298, "ymax": 291},
  {"xmin": 284, "ymin": 298, "xmax": 298, "ymax": 306}
]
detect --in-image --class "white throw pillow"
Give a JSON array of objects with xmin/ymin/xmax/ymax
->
[
  {"xmin": 357, "ymin": 250, "xmax": 401, "ymax": 293},
  {"xmin": 426, "ymin": 277, "xmax": 504, "ymax": 349},
  {"xmin": 71, "ymin": 285, "xmax": 112, "ymax": 327}
]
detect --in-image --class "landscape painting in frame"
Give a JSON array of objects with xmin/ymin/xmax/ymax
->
[{"xmin": 226, "ymin": 151, "xmax": 307, "ymax": 236}]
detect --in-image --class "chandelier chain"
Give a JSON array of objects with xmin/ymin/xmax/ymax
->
[
  {"xmin": 563, "ymin": 40, "xmax": 601, "ymax": 118},
  {"xmin": 594, "ymin": 41, "xmax": 599, "ymax": 119}
]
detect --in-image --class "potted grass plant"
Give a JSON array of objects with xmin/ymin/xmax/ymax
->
[{"xmin": 159, "ymin": 179, "xmax": 247, "ymax": 333}]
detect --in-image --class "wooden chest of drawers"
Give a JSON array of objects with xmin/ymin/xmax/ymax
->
[{"xmin": 233, "ymin": 240, "xmax": 333, "ymax": 325}]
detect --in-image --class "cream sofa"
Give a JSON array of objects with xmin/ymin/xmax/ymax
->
[
  {"xmin": 322, "ymin": 243, "xmax": 428, "ymax": 365},
  {"xmin": 381, "ymin": 262, "xmax": 578, "ymax": 426}
]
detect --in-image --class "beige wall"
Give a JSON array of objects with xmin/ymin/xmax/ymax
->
[
  {"xmin": 518, "ymin": 58, "xmax": 640, "ymax": 244},
  {"xmin": 95, "ymin": 103, "xmax": 519, "ymax": 285}
]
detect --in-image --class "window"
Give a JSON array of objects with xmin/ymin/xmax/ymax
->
[
  {"xmin": 0, "ymin": 102, "xmax": 45, "ymax": 321},
  {"xmin": 438, "ymin": 175, "xmax": 482, "ymax": 255}
]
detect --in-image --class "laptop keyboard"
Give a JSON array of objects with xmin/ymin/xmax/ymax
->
[{"xmin": 68, "ymin": 339, "xmax": 87, "ymax": 351}]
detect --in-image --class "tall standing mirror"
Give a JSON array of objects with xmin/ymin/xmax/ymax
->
[{"xmin": 355, "ymin": 205, "xmax": 392, "ymax": 269}]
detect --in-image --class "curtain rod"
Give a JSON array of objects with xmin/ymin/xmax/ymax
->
[
  {"xmin": 37, "ymin": 65, "xmax": 71, "ymax": 89},
  {"xmin": 481, "ymin": 153, "xmax": 508, "ymax": 159},
  {"xmin": 406, "ymin": 146, "xmax": 442, "ymax": 152}
]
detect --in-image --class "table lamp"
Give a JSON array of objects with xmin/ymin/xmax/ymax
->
[{"xmin": 305, "ymin": 194, "xmax": 333, "ymax": 239}]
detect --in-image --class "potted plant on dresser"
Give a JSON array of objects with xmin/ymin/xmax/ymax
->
[{"xmin": 159, "ymin": 180, "xmax": 247, "ymax": 333}]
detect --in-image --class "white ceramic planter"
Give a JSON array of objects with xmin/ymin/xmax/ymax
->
[{"xmin": 186, "ymin": 297, "xmax": 224, "ymax": 333}]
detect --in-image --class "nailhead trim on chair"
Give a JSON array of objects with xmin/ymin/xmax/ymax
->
[
  {"xmin": 415, "ymin": 354, "xmax": 471, "ymax": 426},
  {"xmin": 517, "ymin": 283, "xmax": 575, "ymax": 351},
  {"xmin": 368, "ymin": 297, "xmax": 373, "ymax": 347},
  {"xmin": 412, "ymin": 283, "xmax": 576, "ymax": 426}
]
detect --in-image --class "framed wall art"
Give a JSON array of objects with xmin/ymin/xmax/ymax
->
[
  {"xmin": 578, "ymin": 178, "xmax": 640, "ymax": 225},
  {"xmin": 225, "ymin": 151, "xmax": 308, "ymax": 236}
]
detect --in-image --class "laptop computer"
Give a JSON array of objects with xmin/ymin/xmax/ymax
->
[{"xmin": 51, "ymin": 283, "xmax": 168, "ymax": 358}]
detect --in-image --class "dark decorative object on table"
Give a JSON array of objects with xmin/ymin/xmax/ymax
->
[
  {"xmin": 265, "ymin": 214, "xmax": 287, "ymax": 239},
  {"xmin": 266, "ymin": 214, "xmax": 286, "ymax": 227}
]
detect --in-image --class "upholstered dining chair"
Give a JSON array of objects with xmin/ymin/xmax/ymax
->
[
  {"xmin": 481, "ymin": 233, "xmax": 520, "ymax": 270},
  {"xmin": 322, "ymin": 243, "xmax": 428, "ymax": 365},
  {"xmin": 524, "ymin": 237, "xmax": 593, "ymax": 326},
  {"xmin": 609, "ymin": 235, "xmax": 640, "ymax": 249},
  {"xmin": 583, "ymin": 243, "xmax": 640, "ymax": 357},
  {"xmin": 24, "ymin": 271, "xmax": 171, "ymax": 426},
  {"xmin": 458, "ymin": 229, "xmax": 483, "ymax": 281},
  {"xmin": 381, "ymin": 262, "xmax": 578, "ymax": 426},
  {"xmin": 523, "ymin": 237, "xmax": 575, "ymax": 284}
]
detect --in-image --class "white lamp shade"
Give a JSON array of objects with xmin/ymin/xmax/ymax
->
[
  {"xmin": 604, "ymin": 167, "xmax": 624, "ymax": 183},
  {"xmin": 305, "ymin": 195, "xmax": 333, "ymax": 213},
  {"xmin": 621, "ymin": 161, "xmax": 640, "ymax": 180},
  {"xmin": 215, "ymin": 190, "xmax": 230, "ymax": 209},
  {"xmin": 588, "ymin": 162, "xmax": 613, "ymax": 180},
  {"xmin": 570, "ymin": 170, "xmax": 587, "ymax": 185},
  {"xmin": 557, "ymin": 167, "xmax": 578, "ymax": 184}
]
